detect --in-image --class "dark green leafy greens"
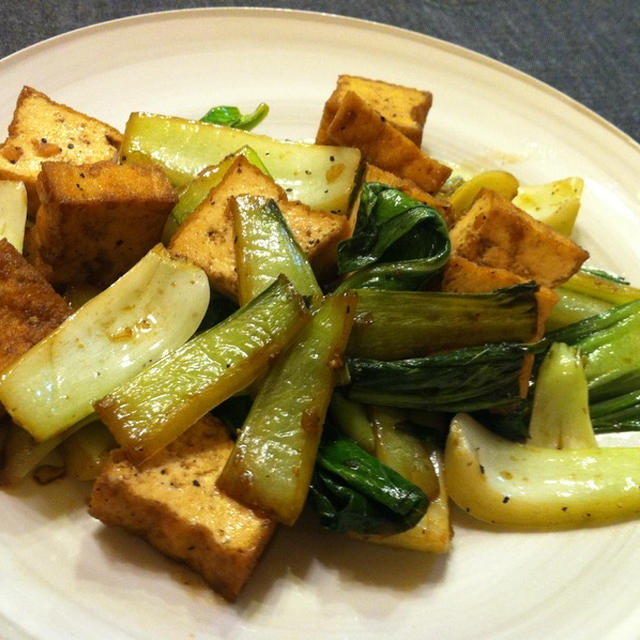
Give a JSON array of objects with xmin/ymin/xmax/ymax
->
[
  {"xmin": 337, "ymin": 182, "xmax": 450, "ymax": 291},
  {"xmin": 310, "ymin": 438, "xmax": 429, "ymax": 535},
  {"xmin": 348, "ymin": 342, "xmax": 544, "ymax": 413},
  {"xmin": 200, "ymin": 103, "xmax": 269, "ymax": 130}
]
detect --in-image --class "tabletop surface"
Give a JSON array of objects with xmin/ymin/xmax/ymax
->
[{"xmin": 2, "ymin": 0, "xmax": 639, "ymax": 144}]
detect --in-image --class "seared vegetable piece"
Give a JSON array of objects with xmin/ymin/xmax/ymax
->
[
  {"xmin": 0, "ymin": 245, "xmax": 209, "ymax": 441},
  {"xmin": 347, "ymin": 283, "xmax": 539, "ymax": 360},
  {"xmin": 0, "ymin": 180, "xmax": 27, "ymax": 251},
  {"xmin": 218, "ymin": 293, "xmax": 356, "ymax": 525},
  {"xmin": 96, "ymin": 275, "xmax": 310, "ymax": 462},
  {"xmin": 512, "ymin": 177, "xmax": 583, "ymax": 235},
  {"xmin": 232, "ymin": 195, "xmax": 322, "ymax": 305},
  {"xmin": 449, "ymin": 170, "xmax": 519, "ymax": 221},
  {"xmin": 162, "ymin": 146, "xmax": 269, "ymax": 242},
  {"xmin": 353, "ymin": 406, "xmax": 450, "ymax": 552},
  {"xmin": 121, "ymin": 112, "xmax": 360, "ymax": 215},
  {"xmin": 0, "ymin": 414, "xmax": 94, "ymax": 485},
  {"xmin": 329, "ymin": 391, "xmax": 376, "ymax": 453},
  {"xmin": 60, "ymin": 420, "xmax": 116, "ymax": 481},
  {"xmin": 348, "ymin": 342, "xmax": 544, "ymax": 412},
  {"xmin": 562, "ymin": 267, "xmax": 640, "ymax": 306},
  {"xmin": 337, "ymin": 182, "xmax": 450, "ymax": 291},
  {"xmin": 528, "ymin": 343, "xmax": 597, "ymax": 449},
  {"xmin": 311, "ymin": 438, "xmax": 429, "ymax": 534},
  {"xmin": 445, "ymin": 413, "xmax": 640, "ymax": 527},
  {"xmin": 549, "ymin": 299, "xmax": 640, "ymax": 402},
  {"xmin": 590, "ymin": 390, "xmax": 640, "ymax": 433},
  {"xmin": 546, "ymin": 288, "xmax": 613, "ymax": 330},
  {"xmin": 201, "ymin": 103, "xmax": 269, "ymax": 130}
]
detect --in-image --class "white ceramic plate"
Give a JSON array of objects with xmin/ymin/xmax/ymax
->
[{"xmin": 1, "ymin": 8, "xmax": 640, "ymax": 640}]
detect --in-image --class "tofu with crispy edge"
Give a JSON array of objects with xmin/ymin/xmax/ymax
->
[
  {"xmin": 27, "ymin": 160, "xmax": 177, "ymax": 288},
  {"xmin": 316, "ymin": 75, "xmax": 433, "ymax": 147},
  {"xmin": 0, "ymin": 87, "xmax": 123, "ymax": 215},
  {"xmin": 88, "ymin": 415, "xmax": 277, "ymax": 601},
  {"xmin": 0, "ymin": 237, "xmax": 70, "ymax": 374},
  {"xmin": 320, "ymin": 90, "xmax": 451, "ymax": 193},
  {"xmin": 169, "ymin": 155, "xmax": 350, "ymax": 299},
  {"xmin": 449, "ymin": 189, "xmax": 588, "ymax": 288}
]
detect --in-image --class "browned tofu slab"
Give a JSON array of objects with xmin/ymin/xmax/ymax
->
[
  {"xmin": 449, "ymin": 189, "xmax": 589, "ymax": 288},
  {"xmin": 321, "ymin": 91, "xmax": 451, "ymax": 193},
  {"xmin": 27, "ymin": 160, "xmax": 177, "ymax": 288},
  {"xmin": 0, "ymin": 237, "xmax": 70, "ymax": 374},
  {"xmin": 88, "ymin": 415, "xmax": 277, "ymax": 601},
  {"xmin": 169, "ymin": 156, "xmax": 350, "ymax": 299},
  {"xmin": 0, "ymin": 87, "xmax": 122, "ymax": 215},
  {"xmin": 316, "ymin": 75, "xmax": 433, "ymax": 146}
]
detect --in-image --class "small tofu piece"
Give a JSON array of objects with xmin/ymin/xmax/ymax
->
[
  {"xmin": 28, "ymin": 160, "xmax": 177, "ymax": 288},
  {"xmin": 316, "ymin": 75, "xmax": 432, "ymax": 146},
  {"xmin": 0, "ymin": 87, "xmax": 123, "ymax": 215},
  {"xmin": 169, "ymin": 156, "xmax": 350, "ymax": 299},
  {"xmin": 449, "ymin": 189, "xmax": 588, "ymax": 288},
  {"xmin": 0, "ymin": 237, "xmax": 70, "ymax": 374},
  {"xmin": 441, "ymin": 255, "xmax": 559, "ymax": 340},
  {"xmin": 321, "ymin": 91, "xmax": 451, "ymax": 193},
  {"xmin": 88, "ymin": 415, "xmax": 276, "ymax": 601}
]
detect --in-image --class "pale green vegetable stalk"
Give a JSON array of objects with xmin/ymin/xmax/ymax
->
[
  {"xmin": 96, "ymin": 275, "xmax": 311, "ymax": 462},
  {"xmin": 0, "ymin": 180, "xmax": 27, "ymax": 252},
  {"xmin": 528, "ymin": 342, "xmax": 597, "ymax": 449},
  {"xmin": 217, "ymin": 293, "xmax": 357, "ymax": 525},
  {"xmin": 0, "ymin": 245, "xmax": 210, "ymax": 441},
  {"xmin": 231, "ymin": 194, "xmax": 322, "ymax": 305},
  {"xmin": 121, "ymin": 112, "xmax": 361, "ymax": 215},
  {"xmin": 445, "ymin": 413, "xmax": 640, "ymax": 527},
  {"xmin": 512, "ymin": 177, "xmax": 583, "ymax": 235}
]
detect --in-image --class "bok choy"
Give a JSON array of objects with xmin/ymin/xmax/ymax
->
[{"xmin": 0, "ymin": 245, "xmax": 210, "ymax": 441}]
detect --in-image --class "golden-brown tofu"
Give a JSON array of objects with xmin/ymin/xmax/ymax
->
[
  {"xmin": 169, "ymin": 156, "xmax": 350, "ymax": 299},
  {"xmin": 316, "ymin": 75, "xmax": 432, "ymax": 146},
  {"xmin": 88, "ymin": 415, "xmax": 276, "ymax": 601},
  {"xmin": 0, "ymin": 237, "xmax": 70, "ymax": 374},
  {"xmin": 449, "ymin": 189, "xmax": 588, "ymax": 288},
  {"xmin": 320, "ymin": 90, "xmax": 451, "ymax": 193},
  {"xmin": 27, "ymin": 160, "xmax": 177, "ymax": 288},
  {"xmin": 441, "ymin": 255, "xmax": 559, "ymax": 340},
  {"xmin": 0, "ymin": 87, "xmax": 122, "ymax": 215}
]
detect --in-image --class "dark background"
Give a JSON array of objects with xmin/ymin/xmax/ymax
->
[{"xmin": 2, "ymin": 1, "xmax": 639, "ymax": 143}]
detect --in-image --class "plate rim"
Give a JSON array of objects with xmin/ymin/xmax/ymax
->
[
  {"xmin": 1, "ymin": 7, "xmax": 640, "ymax": 640},
  {"xmin": 1, "ymin": 6, "xmax": 639, "ymax": 156}
]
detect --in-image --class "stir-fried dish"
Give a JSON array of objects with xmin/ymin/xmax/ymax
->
[{"xmin": 1, "ymin": 76, "xmax": 640, "ymax": 601}]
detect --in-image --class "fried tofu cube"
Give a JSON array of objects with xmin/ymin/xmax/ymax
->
[
  {"xmin": 27, "ymin": 160, "xmax": 177, "ymax": 288},
  {"xmin": 169, "ymin": 156, "xmax": 350, "ymax": 299},
  {"xmin": 319, "ymin": 90, "xmax": 451, "ymax": 193},
  {"xmin": 449, "ymin": 189, "xmax": 588, "ymax": 288},
  {"xmin": 316, "ymin": 75, "xmax": 432, "ymax": 146},
  {"xmin": 0, "ymin": 87, "xmax": 123, "ymax": 215},
  {"xmin": 441, "ymin": 255, "xmax": 559, "ymax": 340},
  {"xmin": 0, "ymin": 237, "xmax": 70, "ymax": 373},
  {"xmin": 88, "ymin": 415, "xmax": 277, "ymax": 601}
]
